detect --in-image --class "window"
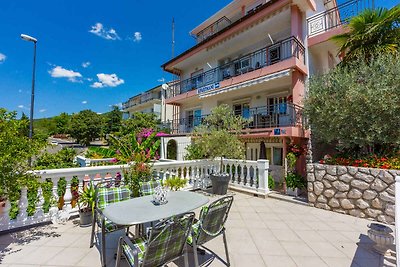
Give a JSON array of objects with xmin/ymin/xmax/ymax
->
[
  {"xmin": 187, "ymin": 109, "xmax": 202, "ymax": 128},
  {"xmin": 268, "ymin": 97, "xmax": 287, "ymax": 115},
  {"xmin": 273, "ymin": 147, "xmax": 283, "ymax": 165},
  {"xmin": 233, "ymin": 103, "xmax": 250, "ymax": 119},
  {"xmin": 269, "ymin": 45, "xmax": 281, "ymax": 64},
  {"xmin": 191, "ymin": 69, "xmax": 203, "ymax": 88}
]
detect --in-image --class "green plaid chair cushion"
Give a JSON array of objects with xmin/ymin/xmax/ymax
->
[
  {"xmin": 96, "ymin": 213, "xmax": 120, "ymax": 232},
  {"xmin": 188, "ymin": 196, "xmax": 233, "ymax": 246},
  {"xmin": 122, "ymin": 237, "xmax": 146, "ymax": 266},
  {"xmin": 97, "ymin": 186, "xmax": 131, "ymax": 210},
  {"xmin": 139, "ymin": 180, "xmax": 162, "ymax": 196}
]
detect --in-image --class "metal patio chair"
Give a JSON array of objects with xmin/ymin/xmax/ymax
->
[
  {"xmin": 188, "ymin": 195, "xmax": 234, "ymax": 267},
  {"xmin": 139, "ymin": 179, "xmax": 162, "ymax": 196},
  {"xmin": 89, "ymin": 180, "xmax": 132, "ymax": 267},
  {"xmin": 115, "ymin": 212, "xmax": 195, "ymax": 267}
]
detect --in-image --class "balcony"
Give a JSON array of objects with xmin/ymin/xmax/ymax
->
[
  {"xmin": 164, "ymin": 103, "xmax": 305, "ymax": 135},
  {"xmin": 193, "ymin": 16, "xmax": 232, "ymax": 43},
  {"xmin": 123, "ymin": 92, "xmax": 161, "ymax": 110},
  {"xmin": 307, "ymin": 0, "xmax": 373, "ymax": 36},
  {"xmin": 167, "ymin": 36, "xmax": 305, "ymax": 98}
]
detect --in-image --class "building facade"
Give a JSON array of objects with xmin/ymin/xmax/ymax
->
[
  {"xmin": 122, "ymin": 84, "xmax": 174, "ymax": 121},
  {"xmin": 160, "ymin": 0, "xmax": 371, "ymax": 172}
]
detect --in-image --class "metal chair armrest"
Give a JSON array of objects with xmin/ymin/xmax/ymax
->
[{"xmin": 119, "ymin": 236, "xmax": 140, "ymax": 267}]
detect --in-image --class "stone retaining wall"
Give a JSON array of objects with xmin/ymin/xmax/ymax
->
[{"xmin": 307, "ymin": 163, "xmax": 400, "ymax": 224}]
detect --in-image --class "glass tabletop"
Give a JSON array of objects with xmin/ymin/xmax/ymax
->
[{"xmin": 102, "ymin": 191, "xmax": 209, "ymax": 225}]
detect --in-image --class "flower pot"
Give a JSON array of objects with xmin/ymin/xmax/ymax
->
[
  {"xmin": 79, "ymin": 210, "xmax": 92, "ymax": 227},
  {"xmin": 210, "ymin": 173, "xmax": 230, "ymax": 195},
  {"xmin": 367, "ymin": 223, "xmax": 394, "ymax": 256},
  {"xmin": 287, "ymin": 187, "xmax": 301, "ymax": 197}
]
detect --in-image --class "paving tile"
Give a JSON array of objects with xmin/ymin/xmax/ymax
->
[
  {"xmin": 46, "ymin": 247, "xmax": 88, "ymax": 266},
  {"xmin": 43, "ymin": 233, "xmax": 81, "ymax": 247},
  {"xmin": 322, "ymin": 257, "xmax": 355, "ymax": 267},
  {"xmin": 262, "ymin": 255, "xmax": 297, "ymax": 267},
  {"xmin": 307, "ymin": 241, "xmax": 347, "ymax": 258},
  {"xmin": 280, "ymin": 241, "xmax": 317, "ymax": 257},
  {"xmin": 254, "ymin": 240, "xmax": 288, "ymax": 256},
  {"xmin": 291, "ymin": 256, "xmax": 329, "ymax": 267},
  {"xmin": 270, "ymin": 229, "xmax": 301, "ymax": 242},
  {"xmin": 295, "ymin": 230, "xmax": 326, "ymax": 243},
  {"xmin": 9, "ymin": 246, "xmax": 64, "ymax": 265},
  {"xmin": 230, "ymin": 253, "xmax": 266, "ymax": 267}
]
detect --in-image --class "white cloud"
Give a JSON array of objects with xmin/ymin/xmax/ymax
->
[
  {"xmin": 18, "ymin": 105, "xmax": 24, "ymax": 109},
  {"xmin": 82, "ymin": 100, "xmax": 88, "ymax": 104},
  {"xmin": 49, "ymin": 66, "xmax": 82, "ymax": 82},
  {"xmin": 18, "ymin": 105, "xmax": 29, "ymax": 110},
  {"xmin": 89, "ymin": 23, "xmax": 120, "ymax": 40},
  {"xmin": 132, "ymin": 32, "xmax": 142, "ymax": 42},
  {"xmin": 39, "ymin": 109, "xmax": 46, "ymax": 113},
  {"xmin": 82, "ymin": 61, "xmax": 91, "ymax": 68},
  {"xmin": 91, "ymin": 73, "xmax": 124, "ymax": 88},
  {"xmin": 0, "ymin": 53, "xmax": 6, "ymax": 63}
]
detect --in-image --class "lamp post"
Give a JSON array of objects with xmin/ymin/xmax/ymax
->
[{"xmin": 20, "ymin": 34, "xmax": 37, "ymax": 140}]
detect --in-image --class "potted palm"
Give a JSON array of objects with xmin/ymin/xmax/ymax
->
[
  {"xmin": 285, "ymin": 152, "xmax": 306, "ymax": 196},
  {"xmin": 187, "ymin": 104, "xmax": 246, "ymax": 195},
  {"xmin": 78, "ymin": 182, "xmax": 96, "ymax": 226}
]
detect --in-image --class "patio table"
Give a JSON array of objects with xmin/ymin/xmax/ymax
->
[{"xmin": 102, "ymin": 191, "xmax": 209, "ymax": 225}]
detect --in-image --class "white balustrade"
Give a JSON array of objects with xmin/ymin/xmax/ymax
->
[{"xmin": 0, "ymin": 158, "xmax": 271, "ymax": 232}]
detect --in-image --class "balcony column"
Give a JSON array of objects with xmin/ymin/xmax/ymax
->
[
  {"xmin": 291, "ymin": 70, "xmax": 305, "ymax": 106},
  {"xmin": 291, "ymin": 5, "xmax": 303, "ymax": 41}
]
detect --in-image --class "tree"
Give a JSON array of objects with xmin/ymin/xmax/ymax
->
[
  {"xmin": 304, "ymin": 54, "xmax": 400, "ymax": 155},
  {"xmin": 104, "ymin": 106, "xmax": 122, "ymax": 134},
  {"xmin": 120, "ymin": 112, "xmax": 158, "ymax": 136},
  {"xmin": 0, "ymin": 109, "xmax": 43, "ymax": 213},
  {"xmin": 70, "ymin": 110, "xmax": 104, "ymax": 146},
  {"xmin": 185, "ymin": 104, "xmax": 246, "ymax": 168},
  {"xmin": 54, "ymin": 112, "xmax": 71, "ymax": 134},
  {"xmin": 20, "ymin": 112, "xmax": 29, "ymax": 137},
  {"xmin": 331, "ymin": 6, "xmax": 400, "ymax": 64}
]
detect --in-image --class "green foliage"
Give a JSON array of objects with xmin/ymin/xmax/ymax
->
[
  {"xmin": 57, "ymin": 178, "xmax": 67, "ymax": 197},
  {"xmin": 285, "ymin": 172, "xmax": 306, "ymax": 190},
  {"xmin": 0, "ymin": 109, "xmax": 43, "ymax": 204},
  {"xmin": 187, "ymin": 104, "xmax": 246, "ymax": 170},
  {"xmin": 331, "ymin": 6, "xmax": 400, "ymax": 64},
  {"xmin": 163, "ymin": 176, "xmax": 187, "ymax": 191},
  {"xmin": 120, "ymin": 112, "xmax": 159, "ymax": 136},
  {"xmin": 286, "ymin": 152, "xmax": 297, "ymax": 170},
  {"xmin": 53, "ymin": 112, "xmax": 71, "ymax": 134},
  {"xmin": 78, "ymin": 182, "xmax": 96, "ymax": 213},
  {"xmin": 104, "ymin": 106, "xmax": 122, "ymax": 134},
  {"xmin": 34, "ymin": 148, "xmax": 78, "ymax": 170},
  {"xmin": 70, "ymin": 110, "xmax": 104, "ymax": 146},
  {"xmin": 24, "ymin": 178, "xmax": 40, "ymax": 216},
  {"xmin": 304, "ymin": 54, "xmax": 400, "ymax": 153},
  {"xmin": 85, "ymin": 146, "xmax": 117, "ymax": 159},
  {"xmin": 268, "ymin": 175, "xmax": 275, "ymax": 190},
  {"xmin": 42, "ymin": 179, "xmax": 53, "ymax": 213},
  {"xmin": 184, "ymin": 142, "xmax": 207, "ymax": 160},
  {"xmin": 20, "ymin": 113, "xmax": 29, "ymax": 137}
]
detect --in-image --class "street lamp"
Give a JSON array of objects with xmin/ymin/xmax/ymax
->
[
  {"xmin": 20, "ymin": 34, "xmax": 37, "ymax": 140},
  {"xmin": 160, "ymin": 83, "xmax": 169, "ymax": 160}
]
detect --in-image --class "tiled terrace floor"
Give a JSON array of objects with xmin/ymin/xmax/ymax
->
[{"xmin": 0, "ymin": 191, "xmax": 396, "ymax": 267}]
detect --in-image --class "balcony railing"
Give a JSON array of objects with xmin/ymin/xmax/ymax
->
[
  {"xmin": 193, "ymin": 16, "xmax": 232, "ymax": 43},
  {"xmin": 167, "ymin": 36, "xmax": 305, "ymax": 98},
  {"xmin": 163, "ymin": 103, "xmax": 305, "ymax": 134},
  {"xmin": 123, "ymin": 92, "xmax": 161, "ymax": 110},
  {"xmin": 307, "ymin": 0, "xmax": 374, "ymax": 36},
  {"xmin": 0, "ymin": 159, "xmax": 272, "ymax": 232}
]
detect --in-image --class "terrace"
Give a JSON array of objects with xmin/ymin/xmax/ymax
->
[{"xmin": 0, "ymin": 190, "xmax": 396, "ymax": 267}]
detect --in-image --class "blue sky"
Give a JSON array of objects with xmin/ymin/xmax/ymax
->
[{"xmin": 0, "ymin": 0, "xmax": 398, "ymax": 118}]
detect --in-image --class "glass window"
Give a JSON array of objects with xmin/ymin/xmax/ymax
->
[{"xmin": 273, "ymin": 147, "xmax": 283, "ymax": 166}]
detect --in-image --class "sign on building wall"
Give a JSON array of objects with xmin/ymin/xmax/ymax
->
[{"xmin": 197, "ymin": 82, "xmax": 220, "ymax": 94}]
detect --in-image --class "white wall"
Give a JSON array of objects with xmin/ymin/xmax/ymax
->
[{"xmin": 161, "ymin": 136, "xmax": 192, "ymax": 161}]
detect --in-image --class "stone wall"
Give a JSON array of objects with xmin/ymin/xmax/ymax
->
[{"xmin": 307, "ymin": 163, "xmax": 400, "ymax": 224}]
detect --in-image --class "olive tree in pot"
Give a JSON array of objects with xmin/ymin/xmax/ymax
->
[
  {"xmin": 186, "ymin": 104, "xmax": 246, "ymax": 195},
  {"xmin": 77, "ymin": 182, "xmax": 96, "ymax": 227}
]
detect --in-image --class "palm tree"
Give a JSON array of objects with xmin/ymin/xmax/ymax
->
[{"xmin": 331, "ymin": 5, "xmax": 400, "ymax": 64}]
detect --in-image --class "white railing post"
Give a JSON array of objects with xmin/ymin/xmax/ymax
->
[
  {"xmin": 395, "ymin": 175, "xmax": 400, "ymax": 267},
  {"xmin": 63, "ymin": 178, "xmax": 73, "ymax": 217},
  {"xmin": 257, "ymin": 159, "xmax": 270, "ymax": 194},
  {"xmin": 17, "ymin": 186, "xmax": 28, "ymax": 222}
]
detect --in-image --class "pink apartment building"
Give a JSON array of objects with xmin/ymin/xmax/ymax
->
[{"xmin": 160, "ymin": 0, "xmax": 372, "ymax": 178}]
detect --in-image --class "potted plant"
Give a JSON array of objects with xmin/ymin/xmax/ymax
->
[
  {"xmin": 164, "ymin": 176, "xmax": 187, "ymax": 191},
  {"xmin": 187, "ymin": 104, "xmax": 247, "ymax": 195},
  {"xmin": 285, "ymin": 172, "xmax": 306, "ymax": 196},
  {"xmin": 285, "ymin": 151, "xmax": 306, "ymax": 196},
  {"xmin": 77, "ymin": 182, "xmax": 96, "ymax": 226}
]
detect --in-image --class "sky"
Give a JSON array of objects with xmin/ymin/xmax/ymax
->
[{"xmin": 0, "ymin": 0, "xmax": 398, "ymax": 118}]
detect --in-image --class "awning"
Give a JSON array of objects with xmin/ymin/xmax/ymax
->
[{"xmin": 198, "ymin": 69, "xmax": 291, "ymax": 99}]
